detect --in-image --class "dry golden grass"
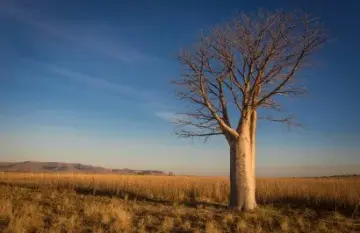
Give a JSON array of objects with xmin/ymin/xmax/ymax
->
[
  {"xmin": 0, "ymin": 172, "xmax": 359, "ymax": 232},
  {"xmin": 1, "ymin": 172, "xmax": 359, "ymax": 211}
]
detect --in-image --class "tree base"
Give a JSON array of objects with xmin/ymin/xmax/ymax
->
[{"xmin": 228, "ymin": 203, "xmax": 258, "ymax": 212}]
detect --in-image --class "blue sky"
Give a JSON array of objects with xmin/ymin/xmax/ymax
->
[{"xmin": 0, "ymin": 0, "xmax": 359, "ymax": 176}]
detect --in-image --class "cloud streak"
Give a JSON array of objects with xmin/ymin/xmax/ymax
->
[
  {"xmin": 51, "ymin": 66, "xmax": 151, "ymax": 99},
  {"xmin": 0, "ymin": 1, "xmax": 155, "ymax": 64},
  {"xmin": 155, "ymin": 112, "xmax": 183, "ymax": 123}
]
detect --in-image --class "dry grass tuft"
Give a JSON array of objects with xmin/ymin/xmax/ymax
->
[{"xmin": 205, "ymin": 221, "xmax": 222, "ymax": 233}]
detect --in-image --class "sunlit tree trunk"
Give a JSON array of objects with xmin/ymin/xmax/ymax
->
[{"xmin": 229, "ymin": 115, "xmax": 257, "ymax": 211}]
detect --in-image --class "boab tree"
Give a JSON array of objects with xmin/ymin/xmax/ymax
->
[{"xmin": 172, "ymin": 10, "xmax": 326, "ymax": 211}]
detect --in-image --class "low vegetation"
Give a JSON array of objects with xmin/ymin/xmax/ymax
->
[{"xmin": 0, "ymin": 172, "xmax": 359, "ymax": 232}]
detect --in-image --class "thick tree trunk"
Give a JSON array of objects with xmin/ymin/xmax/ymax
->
[{"xmin": 229, "ymin": 116, "xmax": 257, "ymax": 211}]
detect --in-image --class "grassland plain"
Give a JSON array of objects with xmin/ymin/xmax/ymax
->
[{"xmin": 0, "ymin": 172, "xmax": 359, "ymax": 232}]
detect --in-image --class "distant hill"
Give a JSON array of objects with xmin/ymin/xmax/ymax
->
[{"xmin": 0, "ymin": 161, "xmax": 172, "ymax": 175}]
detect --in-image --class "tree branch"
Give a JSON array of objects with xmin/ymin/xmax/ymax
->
[
  {"xmin": 259, "ymin": 115, "xmax": 302, "ymax": 129},
  {"xmin": 172, "ymin": 10, "xmax": 326, "ymax": 141}
]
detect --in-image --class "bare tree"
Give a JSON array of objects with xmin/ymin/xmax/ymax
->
[{"xmin": 172, "ymin": 10, "xmax": 326, "ymax": 211}]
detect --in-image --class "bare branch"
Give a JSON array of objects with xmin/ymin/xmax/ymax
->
[
  {"xmin": 172, "ymin": 9, "xmax": 326, "ymax": 140},
  {"xmin": 259, "ymin": 115, "xmax": 302, "ymax": 129},
  {"xmin": 176, "ymin": 131, "xmax": 223, "ymax": 138},
  {"xmin": 175, "ymin": 130, "xmax": 223, "ymax": 143}
]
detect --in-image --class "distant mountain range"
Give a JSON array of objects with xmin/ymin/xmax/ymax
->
[{"xmin": 0, "ymin": 161, "xmax": 172, "ymax": 175}]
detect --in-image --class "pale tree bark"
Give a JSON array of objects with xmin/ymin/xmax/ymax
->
[{"xmin": 229, "ymin": 113, "xmax": 257, "ymax": 211}]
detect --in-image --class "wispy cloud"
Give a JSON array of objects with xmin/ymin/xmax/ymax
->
[
  {"xmin": 155, "ymin": 111, "xmax": 194, "ymax": 124},
  {"xmin": 155, "ymin": 112, "xmax": 181, "ymax": 123},
  {"xmin": 20, "ymin": 56, "xmax": 174, "ymax": 118},
  {"xmin": 0, "ymin": 1, "xmax": 155, "ymax": 63},
  {"xmin": 51, "ymin": 66, "xmax": 151, "ymax": 99}
]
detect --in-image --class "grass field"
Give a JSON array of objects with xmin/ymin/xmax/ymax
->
[{"xmin": 0, "ymin": 172, "xmax": 359, "ymax": 232}]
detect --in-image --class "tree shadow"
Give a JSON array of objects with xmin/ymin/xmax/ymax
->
[{"xmin": 73, "ymin": 186, "xmax": 227, "ymax": 210}]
